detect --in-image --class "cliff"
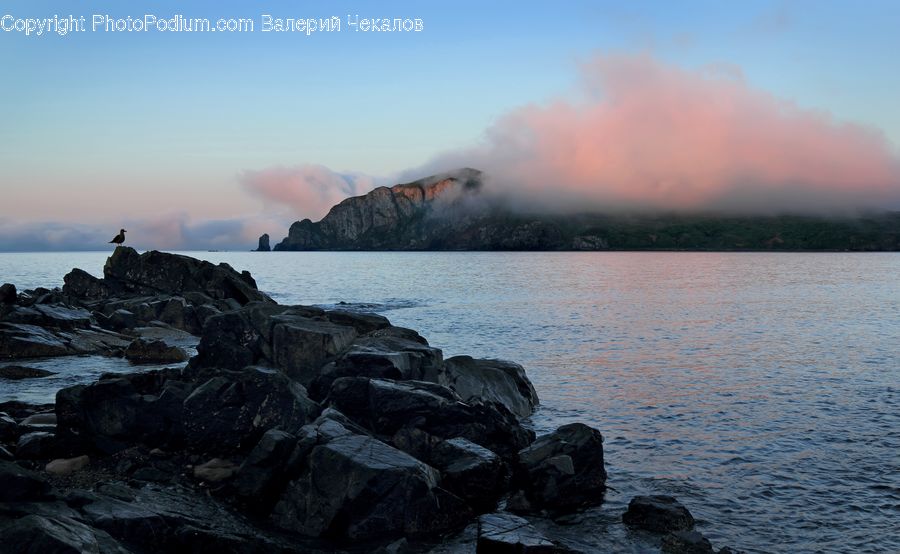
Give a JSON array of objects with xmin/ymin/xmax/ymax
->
[
  {"xmin": 273, "ymin": 168, "xmax": 484, "ymax": 250},
  {"xmin": 271, "ymin": 169, "xmax": 900, "ymax": 251}
]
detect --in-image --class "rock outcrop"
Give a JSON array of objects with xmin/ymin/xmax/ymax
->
[
  {"xmin": 509, "ymin": 423, "xmax": 607, "ymax": 513},
  {"xmin": 0, "ymin": 249, "xmax": 744, "ymax": 552},
  {"xmin": 623, "ymin": 495, "xmax": 696, "ymax": 533},
  {"xmin": 273, "ymin": 168, "xmax": 485, "ymax": 251},
  {"xmin": 439, "ymin": 356, "xmax": 539, "ymax": 418},
  {"xmin": 256, "ymin": 233, "xmax": 271, "ymax": 252}
]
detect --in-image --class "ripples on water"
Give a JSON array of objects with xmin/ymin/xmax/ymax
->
[{"xmin": 1, "ymin": 251, "xmax": 898, "ymax": 553}]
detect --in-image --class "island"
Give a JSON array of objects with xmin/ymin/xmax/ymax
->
[{"xmin": 267, "ymin": 169, "xmax": 900, "ymax": 252}]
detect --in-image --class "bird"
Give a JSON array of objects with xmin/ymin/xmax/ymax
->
[{"xmin": 109, "ymin": 229, "xmax": 127, "ymax": 246}]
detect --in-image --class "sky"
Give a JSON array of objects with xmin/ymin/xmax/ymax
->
[{"xmin": 1, "ymin": 0, "xmax": 899, "ymax": 250}]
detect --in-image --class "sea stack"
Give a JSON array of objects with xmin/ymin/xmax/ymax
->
[{"xmin": 255, "ymin": 233, "xmax": 271, "ymax": 252}]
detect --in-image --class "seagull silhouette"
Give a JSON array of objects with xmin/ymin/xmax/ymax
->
[{"xmin": 109, "ymin": 229, "xmax": 127, "ymax": 246}]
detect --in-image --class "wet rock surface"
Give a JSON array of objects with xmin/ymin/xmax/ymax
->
[
  {"xmin": 123, "ymin": 338, "xmax": 189, "ymax": 363},
  {"xmin": 0, "ymin": 364, "xmax": 57, "ymax": 379},
  {"xmin": 439, "ymin": 355, "xmax": 539, "ymax": 418},
  {"xmin": 477, "ymin": 512, "xmax": 573, "ymax": 553},
  {"xmin": 0, "ymin": 249, "xmax": 743, "ymax": 552},
  {"xmin": 623, "ymin": 495, "xmax": 696, "ymax": 533},
  {"xmin": 509, "ymin": 423, "xmax": 607, "ymax": 514}
]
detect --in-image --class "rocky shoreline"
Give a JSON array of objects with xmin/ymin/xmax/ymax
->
[{"xmin": 1, "ymin": 248, "xmax": 742, "ymax": 553}]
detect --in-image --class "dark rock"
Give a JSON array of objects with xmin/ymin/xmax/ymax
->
[
  {"xmin": 55, "ymin": 367, "xmax": 193, "ymax": 455},
  {"xmin": 439, "ymin": 356, "xmax": 539, "ymax": 418},
  {"xmin": 94, "ymin": 483, "xmax": 135, "ymax": 503},
  {"xmin": 0, "ymin": 445, "xmax": 13, "ymax": 460},
  {"xmin": 661, "ymin": 530, "xmax": 715, "ymax": 554},
  {"xmin": 476, "ymin": 512, "xmax": 572, "ymax": 553},
  {"xmin": 0, "ymin": 411, "xmax": 18, "ymax": 440},
  {"xmin": 102, "ymin": 247, "xmax": 272, "ymax": 305},
  {"xmin": 23, "ymin": 412, "xmax": 57, "ymax": 425},
  {"xmin": 256, "ymin": 233, "xmax": 271, "ymax": 252},
  {"xmin": 430, "ymin": 437, "xmax": 508, "ymax": 512},
  {"xmin": 123, "ymin": 338, "xmax": 189, "ymax": 363},
  {"xmin": 272, "ymin": 430, "xmax": 471, "ymax": 540},
  {"xmin": 0, "ymin": 514, "xmax": 129, "ymax": 554},
  {"xmin": 191, "ymin": 303, "xmax": 322, "ymax": 371},
  {"xmin": 232, "ymin": 429, "xmax": 296, "ymax": 511},
  {"xmin": 0, "ymin": 460, "xmax": 50, "ymax": 501},
  {"xmin": 271, "ymin": 316, "xmax": 358, "ymax": 387},
  {"xmin": 326, "ymin": 377, "xmax": 534, "ymax": 460},
  {"xmin": 151, "ymin": 296, "xmax": 200, "ymax": 333},
  {"xmin": 0, "ymin": 365, "xmax": 57, "ymax": 379},
  {"xmin": 3, "ymin": 304, "xmax": 93, "ymax": 330},
  {"xmin": 323, "ymin": 310, "xmax": 391, "ymax": 334},
  {"xmin": 368, "ymin": 325, "xmax": 429, "ymax": 345},
  {"xmin": 622, "ymin": 495, "xmax": 695, "ymax": 533},
  {"xmin": 62, "ymin": 268, "xmax": 109, "ymax": 299},
  {"xmin": 0, "ymin": 282, "xmax": 16, "ymax": 305},
  {"xmin": 16, "ymin": 431, "xmax": 57, "ymax": 459},
  {"xmin": 105, "ymin": 309, "xmax": 137, "ymax": 332},
  {"xmin": 0, "ymin": 322, "xmax": 71, "ymax": 357},
  {"xmin": 0, "ymin": 400, "xmax": 53, "ymax": 420},
  {"xmin": 79, "ymin": 495, "xmax": 170, "ymax": 544},
  {"xmin": 183, "ymin": 366, "xmax": 320, "ymax": 454},
  {"xmin": 510, "ymin": 423, "xmax": 606, "ymax": 513},
  {"xmin": 74, "ymin": 482, "xmax": 312, "ymax": 552},
  {"xmin": 310, "ymin": 335, "xmax": 443, "ymax": 399}
]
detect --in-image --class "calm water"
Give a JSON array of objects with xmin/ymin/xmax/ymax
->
[{"xmin": 1, "ymin": 251, "xmax": 898, "ymax": 553}]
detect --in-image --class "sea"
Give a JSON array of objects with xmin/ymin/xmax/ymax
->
[{"xmin": 1, "ymin": 251, "xmax": 897, "ymax": 553}]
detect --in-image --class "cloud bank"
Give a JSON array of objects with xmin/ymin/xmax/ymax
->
[
  {"xmin": 240, "ymin": 165, "xmax": 380, "ymax": 221},
  {"xmin": 0, "ymin": 214, "xmax": 287, "ymax": 252},
  {"xmin": 417, "ymin": 53, "xmax": 900, "ymax": 214}
]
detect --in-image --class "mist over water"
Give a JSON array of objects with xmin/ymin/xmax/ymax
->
[{"xmin": 1, "ymin": 251, "xmax": 898, "ymax": 553}]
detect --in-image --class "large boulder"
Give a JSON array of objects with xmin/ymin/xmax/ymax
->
[
  {"xmin": 56, "ymin": 367, "xmax": 194, "ymax": 455},
  {"xmin": 232, "ymin": 429, "xmax": 297, "ymax": 511},
  {"xmin": 310, "ymin": 334, "xmax": 443, "ymax": 399},
  {"xmin": 192, "ymin": 303, "xmax": 375, "ymax": 390},
  {"xmin": 622, "ymin": 495, "xmax": 695, "ymax": 533},
  {"xmin": 183, "ymin": 366, "xmax": 320, "ymax": 454},
  {"xmin": 271, "ymin": 317, "xmax": 358, "ymax": 387},
  {"xmin": 429, "ymin": 437, "xmax": 508, "ymax": 512},
  {"xmin": 0, "ymin": 283, "xmax": 17, "ymax": 305},
  {"xmin": 439, "ymin": 356, "xmax": 539, "ymax": 418},
  {"xmin": 62, "ymin": 268, "xmax": 109, "ymax": 300},
  {"xmin": 123, "ymin": 338, "xmax": 189, "ymax": 364},
  {"xmin": 326, "ymin": 377, "xmax": 534, "ymax": 459},
  {"xmin": 272, "ymin": 429, "xmax": 471, "ymax": 540},
  {"xmin": 509, "ymin": 423, "xmax": 607, "ymax": 513},
  {"xmin": 101, "ymin": 247, "xmax": 272, "ymax": 305}
]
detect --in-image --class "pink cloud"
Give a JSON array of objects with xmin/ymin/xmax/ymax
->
[
  {"xmin": 240, "ymin": 165, "xmax": 378, "ymax": 220},
  {"xmin": 424, "ymin": 53, "xmax": 900, "ymax": 213}
]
